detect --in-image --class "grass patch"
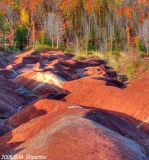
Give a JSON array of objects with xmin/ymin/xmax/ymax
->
[
  {"xmin": 105, "ymin": 52, "xmax": 149, "ymax": 80},
  {"xmin": 74, "ymin": 50, "xmax": 149, "ymax": 80},
  {"xmin": 0, "ymin": 46, "xmax": 19, "ymax": 55},
  {"xmin": 73, "ymin": 50, "xmax": 104, "ymax": 60},
  {"xmin": 34, "ymin": 44, "xmax": 60, "ymax": 54}
]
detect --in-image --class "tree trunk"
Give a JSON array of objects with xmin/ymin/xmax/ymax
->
[
  {"xmin": 4, "ymin": 31, "xmax": 6, "ymax": 51},
  {"xmin": 32, "ymin": 20, "xmax": 36, "ymax": 50},
  {"xmin": 75, "ymin": 35, "xmax": 79, "ymax": 52},
  {"xmin": 56, "ymin": 36, "xmax": 59, "ymax": 48},
  {"xmin": 51, "ymin": 39, "xmax": 54, "ymax": 48},
  {"xmin": 126, "ymin": 25, "xmax": 131, "ymax": 50}
]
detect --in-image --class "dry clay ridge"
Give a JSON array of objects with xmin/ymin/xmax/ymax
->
[{"xmin": 0, "ymin": 50, "xmax": 148, "ymax": 160}]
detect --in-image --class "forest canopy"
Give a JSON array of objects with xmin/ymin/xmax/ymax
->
[{"xmin": 0, "ymin": 0, "xmax": 148, "ymax": 53}]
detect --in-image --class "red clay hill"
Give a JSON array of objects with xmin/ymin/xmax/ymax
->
[{"xmin": 0, "ymin": 50, "xmax": 148, "ymax": 160}]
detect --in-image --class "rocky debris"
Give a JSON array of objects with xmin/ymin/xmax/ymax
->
[{"xmin": 0, "ymin": 99, "xmax": 148, "ymax": 160}]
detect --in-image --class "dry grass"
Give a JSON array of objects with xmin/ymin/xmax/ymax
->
[{"xmin": 73, "ymin": 51, "xmax": 149, "ymax": 80}]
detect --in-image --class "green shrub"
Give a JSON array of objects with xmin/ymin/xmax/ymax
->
[
  {"xmin": 136, "ymin": 40, "xmax": 147, "ymax": 53},
  {"xmin": 34, "ymin": 44, "xmax": 51, "ymax": 53},
  {"xmin": 0, "ymin": 46, "xmax": 17, "ymax": 54},
  {"xmin": 24, "ymin": 45, "xmax": 33, "ymax": 51},
  {"xmin": 59, "ymin": 43, "xmax": 66, "ymax": 51},
  {"xmin": 39, "ymin": 37, "xmax": 51, "ymax": 45},
  {"xmin": 14, "ymin": 25, "xmax": 28, "ymax": 50},
  {"xmin": 34, "ymin": 44, "xmax": 60, "ymax": 53},
  {"xmin": 88, "ymin": 40, "xmax": 95, "ymax": 51},
  {"xmin": 126, "ymin": 65, "xmax": 134, "ymax": 78},
  {"xmin": 64, "ymin": 47, "xmax": 73, "ymax": 53}
]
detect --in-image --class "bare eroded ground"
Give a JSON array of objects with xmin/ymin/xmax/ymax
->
[{"xmin": 0, "ymin": 50, "xmax": 148, "ymax": 160}]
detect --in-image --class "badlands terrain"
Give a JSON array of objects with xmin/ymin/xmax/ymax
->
[{"xmin": 0, "ymin": 50, "xmax": 148, "ymax": 160}]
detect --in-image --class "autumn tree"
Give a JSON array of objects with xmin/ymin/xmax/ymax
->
[
  {"xmin": 44, "ymin": 12, "xmax": 65, "ymax": 48},
  {"xmin": 0, "ymin": 0, "xmax": 148, "ymax": 53},
  {"xmin": 139, "ymin": 19, "xmax": 149, "ymax": 53}
]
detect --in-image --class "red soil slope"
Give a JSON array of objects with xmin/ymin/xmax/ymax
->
[
  {"xmin": 0, "ymin": 99, "xmax": 148, "ymax": 160},
  {"xmin": 8, "ymin": 117, "xmax": 148, "ymax": 160},
  {"xmin": 0, "ymin": 54, "xmax": 10, "ymax": 68},
  {"xmin": 0, "ymin": 50, "xmax": 148, "ymax": 159},
  {"xmin": 12, "ymin": 70, "xmax": 66, "ymax": 95},
  {"xmin": 127, "ymin": 71, "xmax": 149, "ymax": 92},
  {"xmin": 0, "ymin": 77, "xmax": 26, "ymax": 118},
  {"xmin": 63, "ymin": 77, "xmax": 149, "ymax": 124}
]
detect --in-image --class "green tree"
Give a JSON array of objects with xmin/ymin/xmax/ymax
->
[{"xmin": 14, "ymin": 25, "xmax": 28, "ymax": 50}]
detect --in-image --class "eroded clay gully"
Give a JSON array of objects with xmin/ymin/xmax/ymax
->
[{"xmin": 0, "ymin": 50, "xmax": 149, "ymax": 160}]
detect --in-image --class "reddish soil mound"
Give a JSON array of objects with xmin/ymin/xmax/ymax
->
[
  {"xmin": 63, "ymin": 78, "xmax": 149, "ymax": 131},
  {"xmin": 11, "ymin": 50, "xmax": 116, "ymax": 81},
  {"xmin": 0, "ymin": 69, "xmax": 17, "ymax": 79},
  {"xmin": 12, "ymin": 70, "xmax": 66, "ymax": 95},
  {"xmin": 7, "ymin": 50, "xmax": 35, "ymax": 70},
  {"xmin": 0, "ymin": 119, "xmax": 10, "ymax": 136},
  {"xmin": 7, "ymin": 117, "xmax": 148, "ymax": 160},
  {"xmin": 0, "ymin": 99, "xmax": 148, "ymax": 159},
  {"xmin": 40, "ymin": 51, "xmax": 68, "ymax": 60},
  {"xmin": 10, "ymin": 51, "xmax": 67, "ymax": 71},
  {"xmin": 7, "ymin": 99, "xmax": 147, "ymax": 141},
  {"xmin": 22, "ymin": 55, "xmax": 40, "ymax": 64},
  {"xmin": 0, "ymin": 54, "xmax": 10, "ymax": 68},
  {"xmin": 83, "ymin": 66, "xmax": 106, "ymax": 77},
  {"xmin": 0, "ymin": 77, "xmax": 26, "ymax": 118},
  {"xmin": 0, "ymin": 50, "xmax": 148, "ymax": 159},
  {"xmin": 127, "ymin": 71, "xmax": 149, "ymax": 92}
]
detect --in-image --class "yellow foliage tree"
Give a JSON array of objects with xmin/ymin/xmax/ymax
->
[{"xmin": 20, "ymin": 9, "xmax": 29, "ymax": 26}]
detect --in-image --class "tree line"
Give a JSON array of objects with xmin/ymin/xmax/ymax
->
[{"xmin": 0, "ymin": 0, "xmax": 148, "ymax": 53}]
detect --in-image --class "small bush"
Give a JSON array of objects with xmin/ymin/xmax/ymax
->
[
  {"xmin": 34, "ymin": 44, "xmax": 60, "ymax": 54},
  {"xmin": 136, "ymin": 39, "xmax": 147, "ymax": 53},
  {"xmin": 24, "ymin": 46, "xmax": 33, "ymax": 51},
  {"xmin": 14, "ymin": 25, "xmax": 28, "ymax": 50},
  {"xmin": 34, "ymin": 44, "xmax": 51, "ymax": 53},
  {"xmin": 0, "ymin": 46, "xmax": 17, "ymax": 54},
  {"xmin": 64, "ymin": 47, "xmax": 73, "ymax": 53},
  {"xmin": 58, "ymin": 43, "xmax": 66, "ymax": 51},
  {"xmin": 126, "ymin": 65, "xmax": 134, "ymax": 78}
]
